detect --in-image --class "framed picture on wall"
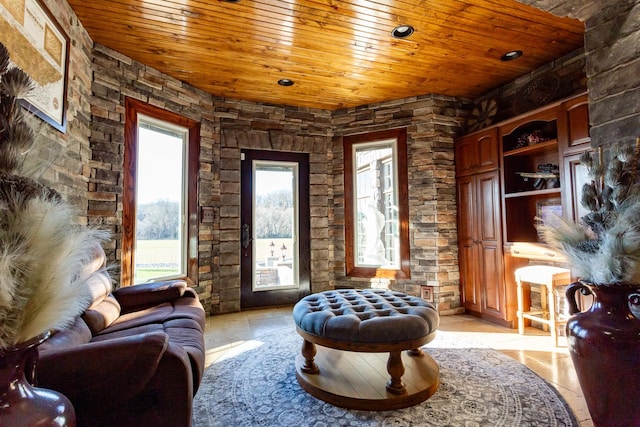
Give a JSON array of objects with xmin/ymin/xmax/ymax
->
[
  {"xmin": 536, "ymin": 198, "xmax": 563, "ymax": 241},
  {"xmin": 0, "ymin": 0, "xmax": 69, "ymax": 133}
]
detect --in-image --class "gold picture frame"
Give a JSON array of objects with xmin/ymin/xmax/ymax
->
[{"xmin": 1, "ymin": 0, "xmax": 69, "ymax": 132}]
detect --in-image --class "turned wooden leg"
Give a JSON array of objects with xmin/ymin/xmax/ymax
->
[
  {"xmin": 386, "ymin": 350, "xmax": 407, "ymax": 395},
  {"xmin": 407, "ymin": 347, "xmax": 424, "ymax": 357},
  {"xmin": 300, "ymin": 339, "xmax": 319, "ymax": 374}
]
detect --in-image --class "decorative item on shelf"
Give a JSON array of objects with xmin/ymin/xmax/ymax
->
[
  {"xmin": 466, "ymin": 98, "xmax": 497, "ymax": 132},
  {"xmin": 535, "ymin": 199, "xmax": 562, "ymax": 241},
  {"xmin": 517, "ymin": 164, "xmax": 559, "ymax": 190},
  {"xmin": 514, "ymin": 129, "xmax": 550, "ymax": 149},
  {"xmin": 0, "ymin": 42, "xmax": 108, "ymax": 426},
  {"xmin": 537, "ymin": 138, "xmax": 640, "ymax": 427}
]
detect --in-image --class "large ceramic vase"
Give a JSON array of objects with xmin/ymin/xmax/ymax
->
[
  {"xmin": 565, "ymin": 282, "xmax": 640, "ymax": 427},
  {"xmin": 0, "ymin": 331, "xmax": 76, "ymax": 426}
]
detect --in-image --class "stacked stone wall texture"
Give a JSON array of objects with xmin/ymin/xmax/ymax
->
[
  {"xmin": 87, "ymin": 44, "xmax": 218, "ymax": 312},
  {"xmin": 20, "ymin": 0, "xmax": 94, "ymax": 223},
  {"xmin": 217, "ymin": 104, "xmax": 332, "ymax": 313},
  {"xmin": 331, "ymin": 95, "xmax": 468, "ymax": 313}
]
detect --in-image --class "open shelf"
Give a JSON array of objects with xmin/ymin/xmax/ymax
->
[
  {"xmin": 504, "ymin": 188, "xmax": 561, "ymax": 198},
  {"xmin": 503, "ymin": 139, "xmax": 558, "ymax": 157},
  {"xmin": 504, "ymin": 194, "xmax": 562, "ymax": 243},
  {"xmin": 501, "ymin": 114, "xmax": 563, "ymax": 243}
]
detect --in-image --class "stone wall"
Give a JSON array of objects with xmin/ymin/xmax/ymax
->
[
  {"xmin": 217, "ymin": 104, "xmax": 332, "ymax": 313},
  {"xmin": 583, "ymin": 1, "xmax": 640, "ymax": 146},
  {"xmin": 87, "ymin": 44, "xmax": 218, "ymax": 310},
  {"xmin": 20, "ymin": 0, "xmax": 94, "ymax": 223},
  {"xmin": 331, "ymin": 95, "xmax": 470, "ymax": 313},
  {"xmin": 84, "ymin": 43, "xmax": 335, "ymax": 314},
  {"xmin": 517, "ymin": 0, "xmax": 640, "ymax": 147}
]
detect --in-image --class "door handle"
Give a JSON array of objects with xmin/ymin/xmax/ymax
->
[{"xmin": 242, "ymin": 223, "xmax": 252, "ymax": 249}]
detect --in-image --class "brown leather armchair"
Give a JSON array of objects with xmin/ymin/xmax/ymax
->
[{"xmin": 34, "ymin": 246, "xmax": 206, "ymax": 427}]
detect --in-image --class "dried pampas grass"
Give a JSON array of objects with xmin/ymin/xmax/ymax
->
[
  {"xmin": 0, "ymin": 189, "xmax": 110, "ymax": 349},
  {"xmin": 0, "ymin": 42, "xmax": 111, "ymax": 349},
  {"xmin": 537, "ymin": 140, "xmax": 640, "ymax": 285},
  {"xmin": 539, "ymin": 198, "xmax": 640, "ymax": 284}
]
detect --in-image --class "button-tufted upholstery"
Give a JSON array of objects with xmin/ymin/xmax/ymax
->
[{"xmin": 293, "ymin": 289, "xmax": 439, "ymax": 343}]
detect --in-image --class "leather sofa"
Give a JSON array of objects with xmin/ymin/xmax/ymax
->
[{"xmin": 33, "ymin": 244, "xmax": 206, "ymax": 427}]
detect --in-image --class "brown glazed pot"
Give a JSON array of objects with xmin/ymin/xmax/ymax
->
[
  {"xmin": 0, "ymin": 331, "xmax": 75, "ymax": 426},
  {"xmin": 566, "ymin": 282, "xmax": 640, "ymax": 427}
]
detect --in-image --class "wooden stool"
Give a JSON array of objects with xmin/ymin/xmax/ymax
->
[{"xmin": 515, "ymin": 265, "xmax": 571, "ymax": 347}]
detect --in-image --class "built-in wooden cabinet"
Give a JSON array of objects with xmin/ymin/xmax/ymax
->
[
  {"xmin": 456, "ymin": 129, "xmax": 507, "ymax": 325},
  {"xmin": 500, "ymin": 106, "xmax": 563, "ymax": 243},
  {"xmin": 455, "ymin": 128, "xmax": 500, "ymax": 177},
  {"xmin": 500, "ymin": 93, "xmax": 590, "ymax": 246},
  {"xmin": 456, "ymin": 92, "xmax": 590, "ymax": 327}
]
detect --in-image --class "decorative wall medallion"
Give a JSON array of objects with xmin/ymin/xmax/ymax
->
[
  {"xmin": 466, "ymin": 99, "xmax": 498, "ymax": 132},
  {"xmin": 516, "ymin": 72, "xmax": 560, "ymax": 113}
]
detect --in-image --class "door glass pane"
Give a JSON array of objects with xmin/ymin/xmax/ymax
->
[
  {"xmin": 134, "ymin": 118, "xmax": 187, "ymax": 284},
  {"xmin": 354, "ymin": 140, "xmax": 399, "ymax": 268},
  {"xmin": 253, "ymin": 161, "xmax": 298, "ymax": 290}
]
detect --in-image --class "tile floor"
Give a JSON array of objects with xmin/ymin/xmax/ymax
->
[{"xmin": 202, "ymin": 307, "xmax": 593, "ymax": 426}]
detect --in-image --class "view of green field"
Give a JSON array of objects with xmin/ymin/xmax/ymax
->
[
  {"xmin": 135, "ymin": 240, "xmax": 180, "ymax": 282},
  {"xmin": 134, "ymin": 238, "xmax": 295, "ymax": 282}
]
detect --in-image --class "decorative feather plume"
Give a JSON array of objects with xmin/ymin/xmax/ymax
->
[
  {"xmin": 0, "ymin": 43, "xmax": 36, "ymax": 176},
  {"xmin": 537, "ymin": 140, "xmax": 640, "ymax": 285},
  {"xmin": 0, "ymin": 42, "xmax": 112, "ymax": 349},
  {"xmin": 0, "ymin": 43, "xmax": 9, "ymax": 77},
  {"xmin": 0, "ymin": 192, "xmax": 110, "ymax": 348}
]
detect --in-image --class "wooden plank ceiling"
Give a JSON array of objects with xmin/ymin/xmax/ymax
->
[{"xmin": 66, "ymin": 0, "xmax": 585, "ymax": 110}]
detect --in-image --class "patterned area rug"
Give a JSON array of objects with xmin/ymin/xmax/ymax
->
[{"xmin": 193, "ymin": 330, "xmax": 578, "ymax": 427}]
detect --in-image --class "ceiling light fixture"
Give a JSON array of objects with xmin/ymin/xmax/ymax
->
[
  {"xmin": 500, "ymin": 50, "xmax": 523, "ymax": 61},
  {"xmin": 391, "ymin": 25, "xmax": 415, "ymax": 39},
  {"xmin": 278, "ymin": 79, "xmax": 294, "ymax": 87}
]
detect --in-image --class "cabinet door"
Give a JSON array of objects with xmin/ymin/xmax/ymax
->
[
  {"xmin": 560, "ymin": 94, "xmax": 590, "ymax": 156},
  {"xmin": 477, "ymin": 171, "xmax": 505, "ymax": 318},
  {"xmin": 455, "ymin": 135, "xmax": 478, "ymax": 177},
  {"xmin": 457, "ymin": 176, "xmax": 481, "ymax": 312},
  {"xmin": 480, "ymin": 243, "xmax": 504, "ymax": 316},
  {"xmin": 477, "ymin": 171, "xmax": 501, "ymax": 243},
  {"xmin": 455, "ymin": 128, "xmax": 498, "ymax": 177},
  {"xmin": 476, "ymin": 129, "xmax": 499, "ymax": 173}
]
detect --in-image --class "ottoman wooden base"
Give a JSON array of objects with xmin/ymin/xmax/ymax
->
[{"xmin": 295, "ymin": 346, "xmax": 439, "ymax": 411}]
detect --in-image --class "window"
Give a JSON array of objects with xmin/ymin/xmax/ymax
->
[
  {"xmin": 122, "ymin": 98, "xmax": 200, "ymax": 286},
  {"xmin": 344, "ymin": 128, "xmax": 410, "ymax": 279}
]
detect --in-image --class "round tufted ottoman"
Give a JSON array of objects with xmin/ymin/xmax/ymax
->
[{"xmin": 293, "ymin": 289, "xmax": 440, "ymax": 410}]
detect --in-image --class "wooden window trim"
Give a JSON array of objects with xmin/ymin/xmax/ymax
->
[
  {"xmin": 344, "ymin": 128, "xmax": 411, "ymax": 279},
  {"xmin": 122, "ymin": 98, "xmax": 200, "ymax": 286}
]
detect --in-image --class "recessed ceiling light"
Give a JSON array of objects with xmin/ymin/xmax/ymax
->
[
  {"xmin": 500, "ymin": 50, "xmax": 523, "ymax": 61},
  {"xmin": 278, "ymin": 79, "xmax": 294, "ymax": 86},
  {"xmin": 391, "ymin": 25, "xmax": 414, "ymax": 39}
]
